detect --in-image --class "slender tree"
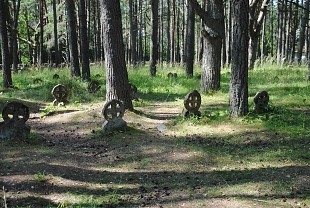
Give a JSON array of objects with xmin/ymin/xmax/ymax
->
[
  {"xmin": 229, "ymin": 0, "xmax": 249, "ymax": 116},
  {"xmin": 52, "ymin": 0, "xmax": 60, "ymax": 66},
  {"xmin": 100, "ymin": 0, "xmax": 133, "ymax": 110},
  {"xmin": 150, "ymin": 0, "xmax": 159, "ymax": 76},
  {"xmin": 185, "ymin": 1, "xmax": 195, "ymax": 77},
  {"xmin": 248, "ymin": 0, "xmax": 270, "ymax": 70},
  {"xmin": 66, "ymin": 0, "xmax": 80, "ymax": 77},
  {"xmin": 166, "ymin": 0, "xmax": 171, "ymax": 64},
  {"xmin": 297, "ymin": 0, "xmax": 309, "ymax": 64},
  {"xmin": 78, "ymin": 0, "xmax": 90, "ymax": 81},
  {"xmin": 39, "ymin": 0, "xmax": 44, "ymax": 65},
  {"xmin": 0, "ymin": 0, "xmax": 12, "ymax": 87},
  {"xmin": 129, "ymin": 0, "xmax": 137, "ymax": 65},
  {"xmin": 12, "ymin": 0, "xmax": 21, "ymax": 71}
]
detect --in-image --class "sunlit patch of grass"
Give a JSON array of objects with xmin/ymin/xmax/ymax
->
[{"xmin": 33, "ymin": 171, "xmax": 53, "ymax": 182}]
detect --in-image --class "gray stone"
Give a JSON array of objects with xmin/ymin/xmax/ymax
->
[
  {"xmin": 102, "ymin": 117, "xmax": 127, "ymax": 132},
  {"xmin": 0, "ymin": 120, "xmax": 30, "ymax": 140}
]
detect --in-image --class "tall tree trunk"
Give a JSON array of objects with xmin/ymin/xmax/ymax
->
[
  {"xmin": 0, "ymin": 0, "xmax": 12, "ymax": 87},
  {"xmin": 12, "ymin": 0, "xmax": 21, "ymax": 71},
  {"xmin": 166, "ymin": 0, "xmax": 171, "ymax": 64},
  {"xmin": 186, "ymin": 1, "xmax": 195, "ymax": 77},
  {"xmin": 276, "ymin": 1, "xmax": 283, "ymax": 65},
  {"xmin": 129, "ymin": 0, "xmax": 137, "ymax": 66},
  {"xmin": 290, "ymin": 0, "xmax": 298, "ymax": 63},
  {"xmin": 297, "ymin": 0, "xmax": 309, "ymax": 64},
  {"xmin": 25, "ymin": 5, "xmax": 33, "ymax": 64},
  {"xmin": 138, "ymin": 0, "xmax": 143, "ymax": 63},
  {"xmin": 171, "ymin": 0, "xmax": 176, "ymax": 65},
  {"xmin": 66, "ymin": 0, "xmax": 80, "ymax": 77},
  {"xmin": 230, "ymin": 0, "xmax": 249, "ymax": 116},
  {"xmin": 39, "ymin": 0, "xmax": 44, "ymax": 65},
  {"xmin": 96, "ymin": 0, "xmax": 102, "ymax": 62},
  {"xmin": 285, "ymin": 0, "xmax": 293, "ymax": 61},
  {"xmin": 100, "ymin": 0, "xmax": 133, "ymax": 110},
  {"xmin": 150, "ymin": 0, "xmax": 158, "ymax": 76},
  {"xmin": 53, "ymin": 0, "xmax": 60, "ymax": 66},
  {"xmin": 190, "ymin": 0, "xmax": 225, "ymax": 91},
  {"xmin": 248, "ymin": 0, "xmax": 270, "ymax": 70},
  {"xmin": 79, "ymin": 0, "xmax": 90, "ymax": 81}
]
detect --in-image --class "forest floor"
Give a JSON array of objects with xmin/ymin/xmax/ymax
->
[
  {"xmin": 1, "ymin": 64, "xmax": 310, "ymax": 207},
  {"xmin": 1, "ymin": 99, "xmax": 309, "ymax": 208}
]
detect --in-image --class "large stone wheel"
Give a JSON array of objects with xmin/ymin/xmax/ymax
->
[
  {"xmin": 51, "ymin": 84, "xmax": 68, "ymax": 102},
  {"xmin": 102, "ymin": 99, "xmax": 125, "ymax": 120},
  {"xmin": 254, "ymin": 91, "xmax": 269, "ymax": 108},
  {"xmin": 2, "ymin": 101, "xmax": 29, "ymax": 123},
  {"xmin": 184, "ymin": 90, "xmax": 201, "ymax": 112}
]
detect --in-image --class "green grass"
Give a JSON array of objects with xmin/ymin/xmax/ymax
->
[{"xmin": 0, "ymin": 63, "xmax": 309, "ymax": 207}]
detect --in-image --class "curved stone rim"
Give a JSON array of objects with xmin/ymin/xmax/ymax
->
[
  {"xmin": 51, "ymin": 84, "xmax": 68, "ymax": 101},
  {"xmin": 102, "ymin": 99, "xmax": 125, "ymax": 120},
  {"xmin": 2, "ymin": 101, "xmax": 30, "ymax": 123},
  {"xmin": 253, "ymin": 91, "xmax": 269, "ymax": 107},
  {"xmin": 184, "ymin": 90, "xmax": 201, "ymax": 111}
]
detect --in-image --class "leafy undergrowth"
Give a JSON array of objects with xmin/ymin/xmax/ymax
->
[{"xmin": 0, "ymin": 64, "xmax": 309, "ymax": 207}]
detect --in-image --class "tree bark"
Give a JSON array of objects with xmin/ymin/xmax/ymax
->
[
  {"xmin": 189, "ymin": 0, "xmax": 225, "ymax": 91},
  {"xmin": 129, "ymin": 0, "xmax": 137, "ymax": 66},
  {"xmin": 78, "ymin": 0, "xmax": 90, "ymax": 81},
  {"xmin": 12, "ymin": 0, "xmax": 21, "ymax": 71},
  {"xmin": 100, "ymin": 0, "xmax": 133, "ymax": 110},
  {"xmin": 53, "ymin": 0, "xmax": 60, "ymax": 66},
  {"xmin": 185, "ymin": 1, "xmax": 195, "ymax": 77},
  {"xmin": 0, "ymin": 0, "xmax": 12, "ymax": 87},
  {"xmin": 229, "ymin": 0, "xmax": 249, "ymax": 117},
  {"xmin": 297, "ymin": 0, "xmax": 309, "ymax": 64},
  {"xmin": 150, "ymin": 0, "xmax": 158, "ymax": 76},
  {"xmin": 66, "ymin": 0, "xmax": 80, "ymax": 77},
  {"xmin": 248, "ymin": 0, "xmax": 270, "ymax": 70},
  {"xmin": 166, "ymin": 0, "xmax": 171, "ymax": 64},
  {"xmin": 39, "ymin": 0, "xmax": 44, "ymax": 65},
  {"xmin": 277, "ymin": 1, "xmax": 283, "ymax": 65}
]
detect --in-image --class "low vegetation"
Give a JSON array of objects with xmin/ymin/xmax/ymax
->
[{"xmin": 0, "ymin": 63, "xmax": 309, "ymax": 207}]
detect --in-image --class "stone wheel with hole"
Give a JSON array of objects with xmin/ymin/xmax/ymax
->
[
  {"xmin": 102, "ymin": 99, "xmax": 125, "ymax": 120},
  {"xmin": 254, "ymin": 91, "xmax": 269, "ymax": 108},
  {"xmin": 53, "ymin": 74, "xmax": 60, "ymax": 79},
  {"xmin": 2, "ymin": 101, "xmax": 29, "ymax": 123},
  {"xmin": 51, "ymin": 84, "xmax": 68, "ymax": 102},
  {"xmin": 184, "ymin": 90, "xmax": 201, "ymax": 112},
  {"xmin": 88, "ymin": 80, "xmax": 101, "ymax": 93},
  {"xmin": 167, "ymin": 72, "xmax": 173, "ymax": 78}
]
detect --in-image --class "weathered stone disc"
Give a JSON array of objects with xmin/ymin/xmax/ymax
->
[
  {"xmin": 184, "ymin": 90, "xmax": 201, "ymax": 112},
  {"xmin": 253, "ymin": 91, "xmax": 269, "ymax": 108},
  {"xmin": 53, "ymin": 74, "xmax": 60, "ymax": 79},
  {"xmin": 51, "ymin": 84, "xmax": 68, "ymax": 102},
  {"xmin": 88, "ymin": 80, "xmax": 101, "ymax": 93},
  {"xmin": 102, "ymin": 99, "xmax": 125, "ymax": 120},
  {"xmin": 2, "ymin": 101, "xmax": 29, "ymax": 123},
  {"xmin": 167, "ymin": 72, "xmax": 173, "ymax": 78}
]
